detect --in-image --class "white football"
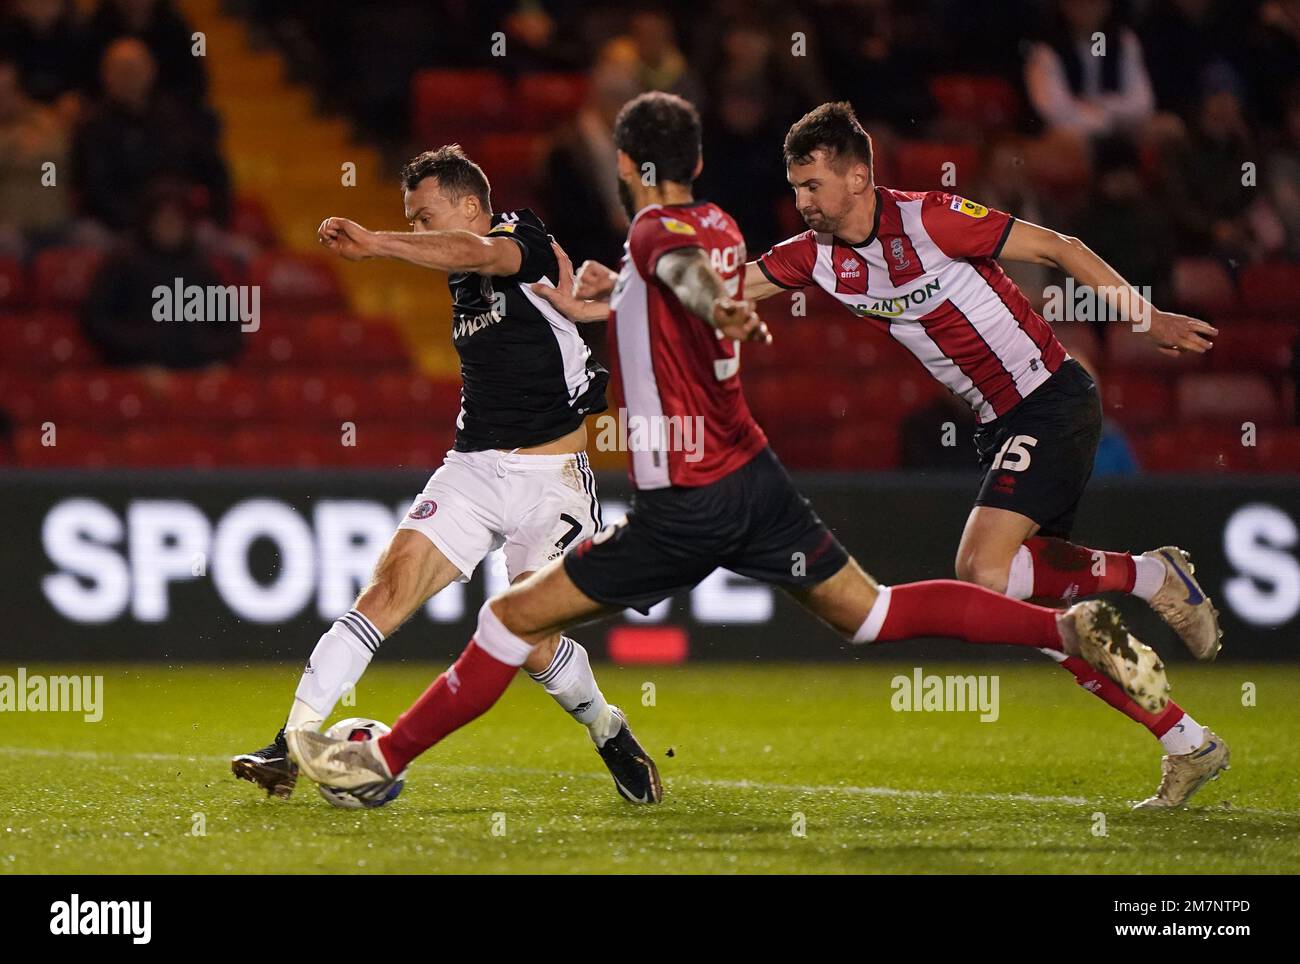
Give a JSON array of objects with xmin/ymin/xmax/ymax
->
[{"xmin": 315, "ymin": 717, "xmax": 405, "ymax": 810}]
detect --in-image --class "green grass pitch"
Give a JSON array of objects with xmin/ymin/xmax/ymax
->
[{"xmin": 4, "ymin": 660, "xmax": 1299, "ymax": 874}]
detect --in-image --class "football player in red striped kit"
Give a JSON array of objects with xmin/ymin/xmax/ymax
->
[
  {"xmin": 286, "ymin": 92, "xmax": 1174, "ymax": 808},
  {"xmin": 738, "ymin": 102, "xmax": 1227, "ymax": 809}
]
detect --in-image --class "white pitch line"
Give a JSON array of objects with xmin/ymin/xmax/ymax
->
[{"xmin": 2, "ymin": 746, "xmax": 1295, "ymax": 817}]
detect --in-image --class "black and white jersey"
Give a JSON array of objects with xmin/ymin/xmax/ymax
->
[{"xmin": 447, "ymin": 209, "xmax": 608, "ymax": 451}]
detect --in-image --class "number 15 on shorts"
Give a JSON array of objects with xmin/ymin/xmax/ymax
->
[{"xmin": 991, "ymin": 434, "xmax": 1038, "ymax": 472}]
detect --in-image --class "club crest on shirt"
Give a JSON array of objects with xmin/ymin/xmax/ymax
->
[
  {"xmin": 949, "ymin": 196, "xmax": 989, "ymax": 218},
  {"xmin": 889, "ymin": 237, "xmax": 911, "ymax": 269},
  {"xmin": 408, "ymin": 500, "xmax": 438, "ymax": 520}
]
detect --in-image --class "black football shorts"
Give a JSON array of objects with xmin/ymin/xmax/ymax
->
[
  {"xmin": 564, "ymin": 447, "xmax": 850, "ymax": 613},
  {"xmin": 973, "ymin": 358, "xmax": 1103, "ymax": 540}
]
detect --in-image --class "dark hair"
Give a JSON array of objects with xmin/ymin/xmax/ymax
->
[
  {"xmin": 399, "ymin": 144, "xmax": 491, "ymax": 209},
  {"xmin": 783, "ymin": 101, "xmax": 874, "ymax": 174},
  {"xmin": 612, "ymin": 91, "xmax": 702, "ymax": 185}
]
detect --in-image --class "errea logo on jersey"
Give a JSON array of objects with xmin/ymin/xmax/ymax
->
[
  {"xmin": 851, "ymin": 278, "xmax": 943, "ymax": 318},
  {"xmin": 839, "ymin": 256, "xmax": 862, "ymax": 279},
  {"xmin": 949, "ymin": 196, "xmax": 989, "ymax": 219}
]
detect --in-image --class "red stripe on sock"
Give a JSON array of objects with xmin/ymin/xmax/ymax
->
[
  {"xmin": 877, "ymin": 580, "xmax": 1063, "ymax": 650},
  {"xmin": 1024, "ymin": 537, "xmax": 1135, "ymax": 601},
  {"xmin": 378, "ymin": 640, "xmax": 518, "ymax": 774}
]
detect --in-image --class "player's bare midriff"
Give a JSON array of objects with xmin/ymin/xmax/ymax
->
[{"xmin": 500, "ymin": 422, "xmax": 588, "ymax": 455}]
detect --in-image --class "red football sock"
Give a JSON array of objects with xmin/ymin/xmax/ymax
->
[
  {"xmin": 379, "ymin": 640, "xmax": 519, "ymax": 774},
  {"xmin": 1022, "ymin": 536, "xmax": 1135, "ymax": 601},
  {"xmin": 1057, "ymin": 655, "xmax": 1184, "ymax": 737},
  {"xmin": 868, "ymin": 580, "xmax": 1063, "ymax": 650}
]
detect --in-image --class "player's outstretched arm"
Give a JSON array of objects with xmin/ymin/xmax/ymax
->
[
  {"xmin": 742, "ymin": 261, "xmax": 786, "ymax": 302},
  {"xmin": 530, "ymin": 240, "xmax": 611, "ymax": 323},
  {"xmin": 317, "ymin": 217, "xmax": 523, "ymax": 276},
  {"xmin": 999, "ymin": 219, "xmax": 1218, "ymax": 357},
  {"xmin": 657, "ymin": 249, "xmax": 772, "ymax": 344}
]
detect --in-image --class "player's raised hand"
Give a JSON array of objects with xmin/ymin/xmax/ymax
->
[
  {"xmin": 574, "ymin": 260, "xmax": 618, "ymax": 300},
  {"xmin": 1146, "ymin": 309, "xmax": 1218, "ymax": 357},
  {"xmin": 532, "ymin": 241, "xmax": 610, "ymax": 324},
  {"xmin": 549, "ymin": 239, "xmax": 576, "ymax": 294},
  {"xmin": 712, "ymin": 297, "xmax": 772, "ymax": 344},
  {"xmin": 317, "ymin": 217, "xmax": 375, "ymax": 261}
]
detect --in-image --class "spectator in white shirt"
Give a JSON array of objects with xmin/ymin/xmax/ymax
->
[{"xmin": 1025, "ymin": 0, "xmax": 1156, "ymax": 139}]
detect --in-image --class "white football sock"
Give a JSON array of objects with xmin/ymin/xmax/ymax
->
[
  {"xmin": 852, "ymin": 586, "xmax": 892, "ymax": 643},
  {"xmin": 290, "ymin": 609, "xmax": 385, "ymax": 731},
  {"xmin": 529, "ymin": 636, "xmax": 617, "ymax": 745},
  {"xmin": 1005, "ymin": 545, "xmax": 1034, "ymax": 600},
  {"xmin": 1159, "ymin": 713, "xmax": 1206, "ymax": 756},
  {"xmin": 1132, "ymin": 556, "xmax": 1167, "ymax": 601}
]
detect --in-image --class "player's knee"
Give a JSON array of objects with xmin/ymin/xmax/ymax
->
[
  {"xmin": 955, "ymin": 551, "xmax": 1010, "ymax": 594},
  {"xmin": 488, "ymin": 593, "xmax": 542, "ymax": 643}
]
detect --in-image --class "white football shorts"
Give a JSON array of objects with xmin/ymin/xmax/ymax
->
[{"xmin": 397, "ymin": 448, "xmax": 602, "ymax": 582}]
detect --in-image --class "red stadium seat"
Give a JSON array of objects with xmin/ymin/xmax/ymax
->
[
  {"xmin": 477, "ymin": 133, "xmax": 548, "ymax": 199},
  {"xmin": 1208, "ymin": 320, "xmax": 1296, "ymax": 372},
  {"xmin": 268, "ymin": 370, "xmax": 391, "ymax": 427},
  {"xmin": 248, "ymin": 251, "xmax": 345, "ymax": 311},
  {"xmin": 300, "ymin": 314, "xmax": 412, "ymax": 369},
  {"xmin": 1171, "ymin": 257, "xmax": 1235, "ymax": 314},
  {"xmin": 0, "ymin": 256, "xmax": 25, "ymax": 308},
  {"xmin": 230, "ymin": 194, "xmax": 279, "ymax": 247},
  {"xmin": 1135, "ymin": 425, "xmax": 1256, "ymax": 473},
  {"xmin": 341, "ymin": 427, "xmax": 452, "ymax": 468},
  {"xmin": 1100, "ymin": 373, "xmax": 1174, "ymax": 430},
  {"xmin": 165, "ymin": 370, "xmax": 266, "ymax": 422},
  {"xmin": 829, "ymin": 420, "xmax": 901, "ymax": 470},
  {"xmin": 1254, "ymin": 428, "xmax": 1300, "ymax": 473},
  {"xmin": 411, "ymin": 70, "xmax": 510, "ymax": 143},
  {"xmin": 0, "ymin": 372, "xmax": 49, "ymax": 423},
  {"xmin": 1175, "ymin": 373, "xmax": 1280, "ymax": 424},
  {"xmin": 513, "ymin": 72, "xmax": 589, "ymax": 130},
  {"xmin": 241, "ymin": 326, "xmax": 303, "ymax": 369},
  {"xmin": 0, "ymin": 312, "xmax": 96, "ymax": 369},
  {"xmin": 13, "ymin": 424, "xmax": 116, "ymax": 468},
  {"xmin": 1239, "ymin": 262, "xmax": 1300, "ymax": 314},
  {"xmin": 121, "ymin": 427, "xmax": 226, "ymax": 468},
  {"xmin": 892, "ymin": 142, "xmax": 981, "ymax": 192},
  {"xmin": 30, "ymin": 246, "xmax": 105, "ymax": 308},
  {"xmin": 929, "ymin": 74, "xmax": 1021, "ymax": 130},
  {"xmin": 49, "ymin": 370, "xmax": 164, "ymax": 425},
  {"xmin": 372, "ymin": 372, "xmax": 462, "ymax": 421},
  {"xmin": 1143, "ymin": 426, "xmax": 1239, "ymax": 472},
  {"xmin": 228, "ymin": 427, "xmax": 336, "ymax": 468}
]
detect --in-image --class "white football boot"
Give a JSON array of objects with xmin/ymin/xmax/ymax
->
[
  {"xmin": 1142, "ymin": 546, "xmax": 1223, "ymax": 660},
  {"xmin": 1134, "ymin": 729, "xmax": 1230, "ymax": 809},
  {"xmin": 1058, "ymin": 600, "xmax": 1170, "ymax": 714},
  {"xmin": 286, "ymin": 727, "xmax": 401, "ymax": 803}
]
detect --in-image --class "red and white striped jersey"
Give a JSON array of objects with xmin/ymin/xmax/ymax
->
[
  {"xmin": 757, "ymin": 187, "xmax": 1067, "ymax": 423},
  {"xmin": 608, "ymin": 201, "xmax": 768, "ymax": 490}
]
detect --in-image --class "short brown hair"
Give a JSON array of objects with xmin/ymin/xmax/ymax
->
[
  {"xmin": 783, "ymin": 101, "xmax": 873, "ymax": 174},
  {"xmin": 399, "ymin": 144, "xmax": 491, "ymax": 209}
]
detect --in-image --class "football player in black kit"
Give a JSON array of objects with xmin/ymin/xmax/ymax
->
[{"xmin": 231, "ymin": 145, "xmax": 662, "ymax": 806}]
